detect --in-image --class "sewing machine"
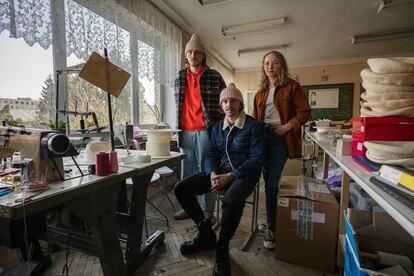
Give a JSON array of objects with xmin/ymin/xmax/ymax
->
[{"xmin": 0, "ymin": 126, "xmax": 69, "ymax": 182}]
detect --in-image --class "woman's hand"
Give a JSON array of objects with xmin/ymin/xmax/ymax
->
[{"xmin": 273, "ymin": 122, "xmax": 293, "ymax": 136}]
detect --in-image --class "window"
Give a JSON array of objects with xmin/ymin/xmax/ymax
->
[
  {"xmin": 138, "ymin": 41, "xmax": 160, "ymax": 124},
  {"xmin": 1, "ymin": 0, "xmax": 180, "ymax": 129},
  {"xmin": 65, "ymin": 0, "xmax": 132, "ymax": 129},
  {"xmin": 0, "ymin": 31, "xmax": 54, "ymax": 127}
]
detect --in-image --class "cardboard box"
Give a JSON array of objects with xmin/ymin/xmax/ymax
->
[
  {"xmin": 337, "ymin": 138, "xmax": 352, "ymax": 155},
  {"xmin": 347, "ymin": 208, "xmax": 414, "ymax": 264},
  {"xmin": 275, "ymin": 176, "xmax": 339, "ymax": 272}
]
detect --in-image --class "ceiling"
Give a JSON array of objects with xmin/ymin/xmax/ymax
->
[{"xmin": 151, "ymin": 0, "xmax": 414, "ymax": 71}]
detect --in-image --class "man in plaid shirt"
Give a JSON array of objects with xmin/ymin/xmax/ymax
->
[{"xmin": 174, "ymin": 33, "xmax": 226, "ymax": 221}]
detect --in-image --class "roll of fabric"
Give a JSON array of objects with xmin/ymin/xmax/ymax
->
[
  {"xmin": 362, "ymin": 81, "xmax": 414, "ymax": 93},
  {"xmin": 361, "ymin": 68, "xmax": 414, "ymax": 86},
  {"xmin": 367, "ymin": 57, "xmax": 414, "ymax": 74}
]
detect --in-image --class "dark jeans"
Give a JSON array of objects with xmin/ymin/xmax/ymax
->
[
  {"xmin": 263, "ymin": 124, "xmax": 288, "ymax": 229},
  {"xmin": 174, "ymin": 173, "xmax": 257, "ymax": 243}
]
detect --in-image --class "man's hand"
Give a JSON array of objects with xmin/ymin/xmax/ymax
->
[
  {"xmin": 210, "ymin": 171, "xmax": 219, "ymax": 187},
  {"xmin": 272, "ymin": 122, "xmax": 293, "ymax": 136},
  {"xmin": 210, "ymin": 173, "xmax": 234, "ymax": 192}
]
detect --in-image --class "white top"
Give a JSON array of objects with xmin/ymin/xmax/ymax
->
[{"xmin": 264, "ymin": 87, "xmax": 281, "ymax": 125}]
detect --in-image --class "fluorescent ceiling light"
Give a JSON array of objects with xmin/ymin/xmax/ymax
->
[
  {"xmin": 222, "ymin": 17, "xmax": 286, "ymax": 37},
  {"xmin": 237, "ymin": 45, "xmax": 289, "ymax": 57},
  {"xmin": 377, "ymin": 0, "xmax": 414, "ymax": 13},
  {"xmin": 351, "ymin": 28, "xmax": 414, "ymax": 44},
  {"xmin": 208, "ymin": 48, "xmax": 234, "ymax": 73},
  {"xmin": 198, "ymin": 0, "xmax": 232, "ymax": 6}
]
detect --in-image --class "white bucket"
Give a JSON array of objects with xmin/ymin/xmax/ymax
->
[{"xmin": 146, "ymin": 130, "xmax": 172, "ymax": 157}]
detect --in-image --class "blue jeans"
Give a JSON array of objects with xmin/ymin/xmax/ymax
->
[
  {"xmin": 263, "ymin": 124, "xmax": 288, "ymax": 229},
  {"xmin": 180, "ymin": 130, "xmax": 216, "ymax": 214}
]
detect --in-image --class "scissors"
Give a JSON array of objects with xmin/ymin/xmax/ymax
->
[{"xmin": 14, "ymin": 191, "xmax": 43, "ymax": 204}]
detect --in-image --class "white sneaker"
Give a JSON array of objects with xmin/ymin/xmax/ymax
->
[
  {"xmin": 263, "ymin": 227, "xmax": 275, "ymax": 249},
  {"xmin": 258, "ymin": 223, "xmax": 266, "ymax": 233}
]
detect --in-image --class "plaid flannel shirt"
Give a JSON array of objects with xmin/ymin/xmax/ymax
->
[{"xmin": 174, "ymin": 66, "xmax": 226, "ymax": 130}]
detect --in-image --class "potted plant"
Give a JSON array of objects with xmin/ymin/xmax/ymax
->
[{"xmin": 48, "ymin": 120, "xmax": 67, "ymax": 134}]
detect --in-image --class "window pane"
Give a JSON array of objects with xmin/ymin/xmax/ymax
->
[
  {"xmin": 0, "ymin": 31, "xmax": 54, "ymax": 128},
  {"xmin": 65, "ymin": 5, "xmax": 132, "ymax": 130},
  {"xmin": 138, "ymin": 41, "xmax": 160, "ymax": 125}
]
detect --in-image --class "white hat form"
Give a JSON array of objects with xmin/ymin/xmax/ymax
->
[
  {"xmin": 360, "ymin": 105, "xmax": 414, "ymax": 117},
  {"xmin": 367, "ymin": 57, "xmax": 414, "ymax": 74},
  {"xmin": 361, "ymin": 68, "xmax": 414, "ymax": 86},
  {"xmin": 362, "ymin": 99, "xmax": 414, "ymax": 110},
  {"xmin": 361, "ymin": 92, "xmax": 414, "ymax": 101},
  {"xmin": 364, "ymin": 141, "xmax": 414, "ymax": 169},
  {"xmin": 85, "ymin": 141, "xmax": 112, "ymax": 163},
  {"xmin": 362, "ymin": 81, "xmax": 414, "ymax": 93}
]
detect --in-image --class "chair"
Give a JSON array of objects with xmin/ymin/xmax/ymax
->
[
  {"xmin": 126, "ymin": 173, "xmax": 170, "ymax": 239},
  {"xmin": 214, "ymin": 182, "xmax": 260, "ymax": 251},
  {"xmin": 154, "ymin": 166, "xmax": 175, "ymax": 210},
  {"xmin": 146, "ymin": 172, "xmax": 169, "ymax": 226}
]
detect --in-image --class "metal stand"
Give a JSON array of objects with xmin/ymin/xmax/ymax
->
[{"xmin": 241, "ymin": 183, "xmax": 259, "ymax": 251}]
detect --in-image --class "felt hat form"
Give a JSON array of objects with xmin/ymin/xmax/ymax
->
[
  {"xmin": 362, "ymin": 81, "xmax": 414, "ymax": 93},
  {"xmin": 361, "ymin": 68, "xmax": 414, "ymax": 86},
  {"xmin": 364, "ymin": 141, "xmax": 414, "ymax": 169},
  {"xmin": 360, "ymin": 105, "xmax": 414, "ymax": 117},
  {"xmin": 368, "ymin": 57, "xmax": 414, "ymax": 74},
  {"xmin": 361, "ymin": 92, "xmax": 414, "ymax": 101}
]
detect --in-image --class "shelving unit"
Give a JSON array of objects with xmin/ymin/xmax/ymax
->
[{"xmin": 306, "ymin": 131, "xmax": 414, "ymax": 266}]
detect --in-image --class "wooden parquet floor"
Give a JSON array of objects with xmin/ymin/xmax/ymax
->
[{"xmin": 0, "ymin": 182, "xmax": 339, "ymax": 276}]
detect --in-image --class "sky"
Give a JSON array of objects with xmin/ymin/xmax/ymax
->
[
  {"xmin": 0, "ymin": 30, "xmax": 155, "ymax": 104},
  {"xmin": 0, "ymin": 31, "xmax": 53, "ymax": 100}
]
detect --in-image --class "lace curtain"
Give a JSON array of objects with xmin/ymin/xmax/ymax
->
[{"xmin": 0, "ymin": 0, "xmax": 181, "ymax": 86}]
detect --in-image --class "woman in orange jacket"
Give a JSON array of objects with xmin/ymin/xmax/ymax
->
[{"xmin": 252, "ymin": 51, "xmax": 311, "ymax": 249}]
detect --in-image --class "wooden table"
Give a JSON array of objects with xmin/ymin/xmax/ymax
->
[
  {"xmin": 0, "ymin": 167, "xmax": 136, "ymax": 275},
  {"xmin": 306, "ymin": 131, "xmax": 414, "ymax": 267}
]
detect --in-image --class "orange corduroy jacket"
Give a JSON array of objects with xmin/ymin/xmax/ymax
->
[{"xmin": 252, "ymin": 79, "xmax": 311, "ymax": 159}]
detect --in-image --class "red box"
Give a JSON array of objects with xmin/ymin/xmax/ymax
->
[
  {"xmin": 352, "ymin": 117, "xmax": 414, "ymax": 141},
  {"xmin": 351, "ymin": 140, "xmax": 366, "ymax": 156}
]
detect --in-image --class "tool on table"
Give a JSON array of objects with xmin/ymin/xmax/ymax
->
[{"xmin": 14, "ymin": 191, "xmax": 43, "ymax": 204}]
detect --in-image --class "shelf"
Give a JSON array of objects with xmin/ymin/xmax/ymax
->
[{"xmin": 306, "ymin": 131, "xmax": 414, "ymax": 238}]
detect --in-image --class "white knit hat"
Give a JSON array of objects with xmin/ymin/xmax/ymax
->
[
  {"xmin": 185, "ymin": 33, "xmax": 205, "ymax": 54},
  {"xmin": 220, "ymin": 83, "xmax": 244, "ymax": 108}
]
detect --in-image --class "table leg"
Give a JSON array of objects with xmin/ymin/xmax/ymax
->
[
  {"xmin": 124, "ymin": 172, "xmax": 165, "ymax": 273},
  {"xmin": 337, "ymin": 171, "xmax": 350, "ymax": 267},
  {"xmin": 322, "ymin": 151, "xmax": 330, "ymax": 180},
  {"xmin": 65, "ymin": 183, "xmax": 126, "ymax": 276}
]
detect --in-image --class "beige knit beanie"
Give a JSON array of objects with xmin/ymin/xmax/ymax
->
[
  {"xmin": 220, "ymin": 83, "xmax": 244, "ymax": 108},
  {"xmin": 185, "ymin": 33, "xmax": 205, "ymax": 54}
]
